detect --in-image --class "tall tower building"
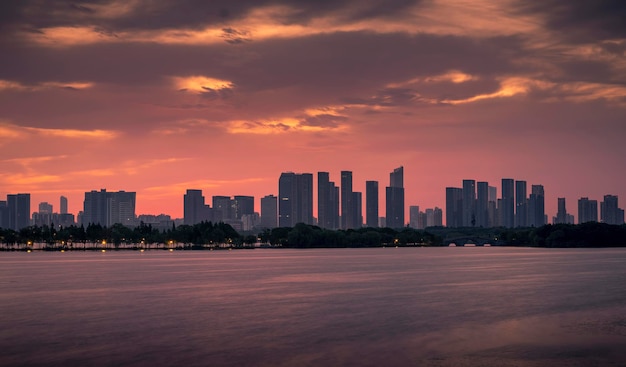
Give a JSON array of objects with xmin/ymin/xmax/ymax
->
[
  {"xmin": 515, "ymin": 180, "xmax": 527, "ymax": 227},
  {"xmin": 0, "ymin": 200, "xmax": 8, "ymax": 229},
  {"xmin": 445, "ymin": 187, "xmax": 463, "ymax": 227},
  {"xmin": 260, "ymin": 195, "xmax": 278, "ymax": 229},
  {"xmin": 578, "ymin": 197, "xmax": 598, "ymax": 224},
  {"xmin": 278, "ymin": 172, "xmax": 313, "ymax": 227},
  {"xmin": 462, "ymin": 180, "xmax": 476, "ymax": 227},
  {"xmin": 409, "ymin": 205, "xmax": 420, "ymax": 229},
  {"xmin": 318, "ymin": 172, "xmax": 332, "ymax": 229},
  {"xmin": 212, "ymin": 196, "xmax": 232, "ymax": 222},
  {"xmin": 601, "ymin": 195, "xmax": 624, "ymax": 225},
  {"xmin": 501, "ymin": 179, "xmax": 515, "ymax": 228},
  {"xmin": 7, "ymin": 193, "xmax": 30, "ymax": 230},
  {"xmin": 353, "ymin": 192, "xmax": 363, "ymax": 228},
  {"xmin": 341, "ymin": 171, "xmax": 355, "ymax": 229},
  {"xmin": 365, "ymin": 181, "xmax": 379, "ymax": 228},
  {"xmin": 555, "ymin": 197, "xmax": 568, "ymax": 224},
  {"xmin": 476, "ymin": 182, "xmax": 488, "ymax": 227},
  {"xmin": 60, "ymin": 196, "xmax": 68, "ymax": 215},
  {"xmin": 386, "ymin": 166, "xmax": 405, "ymax": 228},
  {"xmin": 488, "ymin": 186, "xmax": 498, "ymax": 227},
  {"xmin": 528, "ymin": 185, "xmax": 545, "ymax": 227}
]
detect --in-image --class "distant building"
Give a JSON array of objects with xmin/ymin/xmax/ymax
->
[
  {"xmin": 353, "ymin": 191, "xmax": 363, "ymax": 228},
  {"xmin": 0, "ymin": 201, "xmax": 8, "ymax": 229},
  {"xmin": 434, "ymin": 207, "xmax": 443, "ymax": 227},
  {"xmin": 233, "ymin": 196, "xmax": 254, "ymax": 220},
  {"xmin": 578, "ymin": 197, "xmax": 598, "ymax": 224},
  {"xmin": 212, "ymin": 195, "xmax": 233, "ymax": 222},
  {"xmin": 445, "ymin": 187, "xmax": 462, "ymax": 228},
  {"xmin": 409, "ymin": 205, "xmax": 420, "ymax": 229},
  {"xmin": 515, "ymin": 180, "xmax": 527, "ymax": 227},
  {"xmin": 260, "ymin": 195, "xmax": 278, "ymax": 229},
  {"xmin": 462, "ymin": 179, "xmax": 476, "ymax": 227},
  {"xmin": 385, "ymin": 166, "xmax": 405, "ymax": 228},
  {"xmin": 601, "ymin": 195, "xmax": 624, "ymax": 225},
  {"xmin": 554, "ymin": 198, "xmax": 569, "ymax": 224},
  {"xmin": 488, "ymin": 186, "xmax": 498, "ymax": 227},
  {"xmin": 279, "ymin": 172, "xmax": 313, "ymax": 227},
  {"xmin": 60, "ymin": 196, "xmax": 68, "ymax": 215},
  {"xmin": 7, "ymin": 193, "xmax": 31, "ymax": 230},
  {"xmin": 83, "ymin": 189, "xmax": 135, "ymax": 227},
  {"xmin": 476, "ymin": 182, "xmax": 489, "ymax": 227},
  {"xmin": 501, "ymin": 179, "xmax": 515, "ymax": 228},
  {"xmin": 184, "ymin": 189, "xmax": 212, "ymax": 225},
  {"xmin": 318, "ymin": 172, "xmax": 340, "ymax": 229},
  {"xmin": 341, "ymin": 171, "xmax": 357, "ymax": 229},
  {"xmin": 365, "ymin": 181, "xmax": 379, "ymax": 228},
  {"xmin": 528, "ymin": 185, "xmax": 545, "ymax": 227}
]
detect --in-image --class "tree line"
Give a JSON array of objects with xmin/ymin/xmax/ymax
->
[{"xmin": 1, "ymin": 221, "xmax": 624, "ymax": 250}]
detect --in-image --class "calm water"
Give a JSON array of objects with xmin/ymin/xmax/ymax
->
[{"xmin": 1, "ymin": 247, "xmax": 625, "ymax": 367}]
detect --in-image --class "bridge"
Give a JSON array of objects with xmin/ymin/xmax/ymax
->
[{"xmin": 443, "ymin": 236, "xmax": 505, "ymax": 246}]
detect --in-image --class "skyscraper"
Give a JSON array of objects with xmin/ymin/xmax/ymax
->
[
  {"xmin": 515, "ymin": 180, "xmax": 527, "ymax": 227},
  {"xmin": 501, "ymin": 179, "xmax": 515, "ymax": 228},
  {"xmin": 365, "ymin": 181, "xmax": 379, "ymax": 228},
  {"xmin": 318, "ymin": 172, "xmax": 332, "ymax": 229},
  {"xmin": 578, "ymin": 197, "xmax": 598, "ymax": 224},
  {"xmin": 476, "ymin": 181, "xmax": 488, "ymax": 227},
  {"xmin": 445, "ymin": 187, "xmax": 463, "ymax": 228},
  {"xmin": 341, "ymin": 171, "xmax": 355, "ymax": 229},
  {"xmin": 601, "ymin": 195, "xmax": 624, "ymax": 225},
  {"xmin": 83, "ymin": 190, "xmax": 135, "ymax": 227},
  {"xmin": 528, "ymin": 185, "xmax": 545, "ymax": 227},
  {"xmin": 0, "ymin": 200, "xmax": 8, "ymax": 229},
  {"xmin": 555, "ymin": 197, "xmax": 568, "ymax": 224},
  {"xmin": 353, "ymin": 192, "xmax": 363, "ymax": 227},
  {"xmin": 184, "ymin": 189, "xmax": 211, "ymax": 225},
  {"xmin": 278, "ymin": 172, "xmax": 314, "ymax": 227},
  {"xmin": 260, "ymin": 195, "xmax": 278, "ymax": 229},
  {"xmin": 409, "ymin": 206, "xmax": 420, "ymax": 229},
  {"xmin": 60, "ymin": 196, "xmax": 68, "ymax": 215},
  {"xmin": 7, "ymin": 193, "xmax": 30, "ymax": 230},
  {"xmin": 212, "ymin": 196, "xmax": 232, "ymax": 222},
  {"xmin": 462, "ymin": 179, "xmax": 476, "ymax": 227},
  {"xmin": 488, "ymin": 186, "xmax": 498, "ymax": 227},
  {"xmin": 386, "ymin": 166, "xmax": 405, "ymax": 228}
]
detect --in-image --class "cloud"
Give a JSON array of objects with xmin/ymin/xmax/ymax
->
[
  {"xmin": 172, "ymin": 75, "xmax": 234, "ymax": 95},
  {"xmin": 0, "ymin": 121, "xmax": 118, "ymax": 140},
  {"xmin": 0, "ymin": 79, "xmax": 93, "ymax": 91}
]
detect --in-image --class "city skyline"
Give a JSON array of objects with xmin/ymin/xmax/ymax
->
[
  {"xmin": 2, "ymin": 168, "xmax": 624, "ymax": 230},
  {"xmin": 1, "ymin": 1, "xmax": 625, "ymax": 220}
]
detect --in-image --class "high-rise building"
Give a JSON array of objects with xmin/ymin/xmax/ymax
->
[
  {"xmin": 409, "ymin": 206, "xmax": 420, "ymax": 229},
  {"xmin": 528, "ymin": 185, "xmax": 545, "ymax": 227},
  {"xmin": 462, "ymin": 179, "xmax": 476, "ymax": 227},
  {"xmin": 83, "ymin": 190, "xmax": 135, "ymax": 227},
  {"xmin": 433, "ymin": 207, "xmax": 443, "ymax": 226},
  {"xmin": 184, "ymin": 189, "xmax": 212, "ymax": 225},
  {"xmin": 501, "ymin": 179, "xmax": 515, "ymax": 228},
  {"xmin": 554, "ymin": 197, "xmax": 568, "ymax": 224},
  {"xmin": 515, "ymin": 180, "xmax": 527, "ymax": 227},
  {"xmin": 0, "ymin": 200, "xmax": 9, "ymax": 229},
  {"xmin": 318, "ymin": 172, "xmax": 332, "ymax": 229},
  {"xmin": 60, "ymin": 196, "xmax": 68, "ymax": 215},
  {"xmin": 488, "ymin": 186, "xmax": 498, "ymax": 227},
  {"xmin": 212, "ymin": 196, "xmax": 232, "ymax": 222},
  {"xmin": 278, "ymin": 172, "xmax": 313, "ymax": 227},
  {"xmin": 578, "ymin": 197, "xmax": 598, "ymax": 224},
  {"xmin": 445, "ymin": 187, "xmax": 463, "ymax": 227},
  {"xmin": 353, "ymin": 192, "xmax": 363, "ymax": 228},
  {"xmin": 38, "ymin": 202, "xmax": 53, "ymax": 214},
  {"xmin": 341, "ymin": 171, "xmax": 354, "ymax": 229},
  {"xmin": 260, "ymin": 195, "xmax": 278, "ymax": 229},
  {"xmin": 7, "ymin": 194, "xmax": 30, "ymax": 231},
  {"xmin": 476, "ymin": 181, "xmax": 489, "ymax": 227},
  {"xmin": 386, "ymin": 166, "xmax": 405, "ymax": 228},
  {"xmin": 365, "ymin": 181, "xmax": 379, "ymax": 228},
  {"xmin": 601, "ymin": 195, "xmax": 624, "ymax": 225},
  {"xmin": 233, "ymin": 196, "xmax": 254, "ymax": 220}
]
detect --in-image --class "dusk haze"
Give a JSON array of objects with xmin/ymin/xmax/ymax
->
[{"xmin": 1, "ymin": 1, "xmax": 625, "ymax": 221}]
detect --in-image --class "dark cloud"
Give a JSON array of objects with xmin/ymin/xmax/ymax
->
[
  {"xmin": 300, "ymin": 114, "xmax": 348, "ymax": 128},
  {"xmin": 0, "ymin": 0, "xmax": 423, "ymax": 33},
  {"xmin": 515, "ymin": 0, "xmax": 626, "ymax": 42}
]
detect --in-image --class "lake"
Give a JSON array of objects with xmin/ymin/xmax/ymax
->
[{"xmin": 1, "ymin": 247, "xmax": 625, "ymax": 366}]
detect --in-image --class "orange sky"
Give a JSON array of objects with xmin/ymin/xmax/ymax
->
[{"xmin": 1, "ymin": 1, "xmax": 625, "ymax": 222}]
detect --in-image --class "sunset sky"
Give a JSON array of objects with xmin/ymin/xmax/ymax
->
[{"xmin": 1, "ymin": 0, "xmax": 625, "ymax": 222}]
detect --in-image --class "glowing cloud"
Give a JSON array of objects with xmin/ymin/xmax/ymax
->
[
  {"xmin": 0, "ymin": 122, "xmax": 118, "ymax": 140},
  {"xmin": 0, "ymin": 79, "xmax": 94, "ymax": 91},
  {"xmin": 172, "ymin": 76, "xmax": 234, "ymax": 94}
]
